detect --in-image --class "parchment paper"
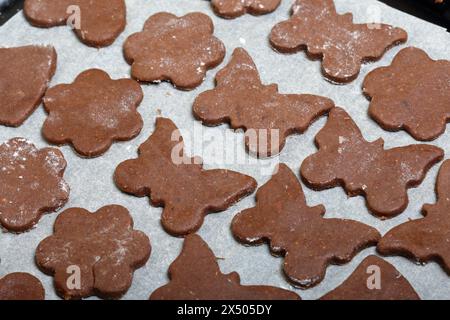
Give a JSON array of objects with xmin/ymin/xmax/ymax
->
[{"xmin": 1, "ymin": 0, "xmax": 450, "ymax": 300}]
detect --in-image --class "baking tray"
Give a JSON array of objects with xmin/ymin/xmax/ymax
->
[{"xmin": 1, "ymin": 0, "xmax": 450, "ymax": 300}]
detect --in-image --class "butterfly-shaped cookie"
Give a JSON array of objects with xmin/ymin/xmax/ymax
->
[
  {"xmin": 269, "ymin": 0, "xmax": 407, "ymax": 83},
  {"xmin": 301, "ymin": 107, "xmax": 443, "ymax": 218},
  {"xmin": 378, "ymin": 160, "xmax": 450, "ymax": 275},
  {"xmin": 210, "ymin": 0, "xmax": 281, "ymax": 19},
  {"xmin": 150, "ymin": 234, "xmax": 300, "ymax": 300},
  {"xmin": 114, "ymin": 117, "xmax": 257, "ymax": 236},
  {"xmin": 193, "ymin": 48, "xmax": 334, "ymax": 157},
  {"xmin": 231, "ymin": 163, "xmax": 381, "ymax": 288}
]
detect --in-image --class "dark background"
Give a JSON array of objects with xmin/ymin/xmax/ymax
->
[{"xmin": 0, "ymin": 0, "xmax": 449, "ymax": 29}]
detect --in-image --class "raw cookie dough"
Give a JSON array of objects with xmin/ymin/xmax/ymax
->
[
  {"xmin": 378, "ymin": 160, "xmax": 450, "ymax": 275},
  {"xmin": 210, "ymin": 0, "xmax": 281, "ymax": 19},
  {"xmin": 0, "ymin": 45, "xmax": 56, "ymax": 127},
  {"xmin": 363, "ymin": 47, "xmax": 450, "ymax": 141},
  {"xmin": 42, "ymin": 69, "xmax": 144, "ymax": 158},
  {"xmin": 24, "ymin": 0, "xmax": 126, "ymax": 47},
  {"xmin": 0, "ymin": 138, "xmax": 69, "ymax": 232},
  {"xmin": 320, "ymin": 256, "xmax": 420, "ymax": 300},
  {"xmin": 114, "ymin": 117, "xmax": 257, "ymax": 237},
  {"xmin": 193, "ymin": 47, "xmax": 334, "ymax": 157},
  {"xmin": 150, "ymin": 234, "xmax": 301, "ymax": 300},
  {"xmin": 232, "ymin": 164, "xmax": 381, "ymax": 288},
  {"xmin": 35, "ymin": 205, "xmax": 151, "ymax": 299},
  {"xmin": 269, "ymin": 0, "xmax": 407, "ymax": 83},
  {"xmin": 0, "ymin": 273, "xmax": 45, "ymax": 300},
  {"xmin": 123, "ymin": 12, "xmax": 225, "ymax": 90},
  {"xmin": 300, "ymin": 107, "xmax": 443, "ymax": 218}
]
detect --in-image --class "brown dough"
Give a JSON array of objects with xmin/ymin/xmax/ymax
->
[
  {"xmin": 231, "ymin": 164, "xmax": 381, "ymax": 288},
  {"xmin": 193, "ymin": 47, "xmax": 334, "ymax": 157},
  {"xmin": 300, "ymin": 107, "xmax": 443, "ymax": 218},
  {"xmin": 0, "ymin": 273, "xmax": 45, "ymax": 300},
  {"xmin": 0, "ymin": 45, "xmax": 56, "ymax": 127},
  {"xmin": 35, "ymin": 205, "xmax": 151, "ymax": 300},
  {"xmin": 363, "ymin": 47, "xmax": 450, "ymax": 141},
  {"xmin": 42, "ymin": 69, "xmax": 144, "ymax": 158},
  {"xmin": 23, "ymin": 0, "xmax": 126, "ymax": 47},
  {"xmin": 378, "ymin": 160, "xmax": 450, "ymax": 275},
  {"xmin": 150, "ymin": 234, "xmax": 300, "ymax": 300},
  {"xmin": 0, "ymin": 138, "xmax": 69, "ymax": 232},
  {"xmin": 123, "ymin": 12, "xmax": 225, "ymax": 90},
  {"xmin": 320, "ymin": 256, "xmax": 420, "ymax": 300},
  {"xmin": 269, "ymin": 0, "xmax": 407, "ymax": 83},
  {"xmin": 211, "ymin": 0, "xmax": 281, "ymax": 19},
  {"xmin": 114, "ymin": 117, "xmax": 257, "ymax": 237}
]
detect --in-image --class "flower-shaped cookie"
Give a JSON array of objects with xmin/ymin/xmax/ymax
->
[
  {"xmin": 0, "ymin": 273, "xmax": 45, "ymax": 300},
  {"xmin": 0, "ymin": 138, "xmax": 69, "ymax": 233},
  {"xmin": 42, "ymin": 69, "xmax": 144, "ymax": 158},
  {"xmin": 0, "ymin": 45, "xmax": 56, "ymax": 127},
  {"xmin": 24, "ymin": 0, "xmax": 126, "ymax": 47},
  {"xmin": 211, "ymin": 0, "xmax": 281, "ymax": 19},
  {"xmin": 35, "ymin": 205, "xmax": 151, "ymax": 299},
  {"xmin": 123, "ymin": 12, "xmax": 226, "ymax": 90},
  {"xmin": 363, "ymin": 47, "xmax": 450, "ymax": 141}
]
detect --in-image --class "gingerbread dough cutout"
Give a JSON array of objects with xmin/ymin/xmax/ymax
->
[
  {"xmin": 231, "ymin": 164, "xmax": 381, "ymax": 288},
  {"xmin": 193, "ymin": 48, "xmax": 334, "ymax": 157},
  {"xmin": 363, "ymin": 47, "xmax": 450, "ymax": 141},
  {"xmin": 123, "ymin": 12, "xmax": 225, "ymax": 90},
  {"xmin": 114, "ymin": 117, "xmax": 257, "ymax": 237},
  {"xmin": 301, "ymin": 107, "xmax": 443, "ymax": 218},
  {"xmin": 150, "ymin": 234, "xmax": 300, "ymax": 300},
  {"xmin": 211, "ymin": 0, "xmax": 281, "ymax": 19},
  {"xmin": 35, "ymin": 205, "xmax": 151, "ymax": 299},
  {"xmin": 378, "ymin": 160, "xmax": 450, "ymax": 275},
  {"xmin": 0, "ymin": 273, "xmax": 45, "ymax": 300},
  {"xmin": 320, "ymin": 255, "xmax": 420, "ymax": 300},
  {"xmin": 269, "ymin": 0, "xmax": 407, "ymax": 83},
  {"xmin": 0, "ymin": 138, "xmax": 69, "ymax": 233},
  {"xmin": 24, "ymin": 0, "xmax": 126, "ymax": 47},
  {"xmin": 0, "ymin": 45, "xmax": 56, "ymax": 127},
  {"xmin": 42, "ymin": 69, "xmax": 144, "ymax": 158}
]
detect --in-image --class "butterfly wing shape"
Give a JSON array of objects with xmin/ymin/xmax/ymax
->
[
  {"xmin": 193, "ymin": 47, "xmax": 334, "ymax": 157},
  {"xmin": 211, "ymin": 0, "xmax": 281, "ymax": 19},
  {"xmin": 269, "ymin": 0, "xmax": 407, "ymax": 83},
  {"xmin": 301, "ymin": 107, "xmax": 443, "ymax": 218},
  {"xmin": 232, "ymin": 164, "xmax": 380, "ymax": 288},
  {"xmin": 114, "ymin": 117, "xmax": 257, "ymax": 236},
  {"xmin": 150, "ymin": 234, "xmax": 300, "ymax": 300},
  {"xmin": 378, "ymin": 160, "xmax": 450, "ymax": 274},
  {"xmin": 24, "ymin": 0, "xmax": 126, "ymax": 47},
  {"xmin": 320, "ymin": 255, "xmax": 420, "ymax": 300}
]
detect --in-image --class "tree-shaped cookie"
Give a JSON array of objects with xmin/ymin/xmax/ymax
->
[
  {"xmin": 378, "ymin": 160, "xmax": 450, "ymax": 274},
  {"xmin": 0, "ymin": 273, "xmax": 45, "ymax": 300},
  {"xmin": 114, "ymin": 117, "xmax": 257, "ymax": 237},
  {"xmin": 231, "ymin": 164, "xmax": 381, "ymax": 288},
  {"xmin": 301, "ymin": 107, "xmax": 443, "ymax": 218},
  {"xmin": 150, "ymin": 234, "xmax": 300, "ymax": 300},
  {"xmin": 35, "ymin": 205, "xmax": 151, "ymax": 299},
  {"xmin": 363, "ymin": 47, "xmax": 450, "ymax": 141},
  {"xmin": 210, "ymin": 0, "xmax": 281, "ymax": 19},
  {"xmin": 42, "ymin": 69, "xmax": 144, "ymax": 158},
  {"xmin": 123, "ymin": 12, "xmax": 225, "ymax": 90},
  {"xmin": 24, "ymin": 0, "xmax": 126, "ymax": 47},
  {"xmin": 193, "ymin": 48, "xmax": 334, "ymax": 157},
  {"xmin": 0, "ymin": 45, "xmax": 56, "ymax": 127},
  {"xmin": 0, "ymin": 138, "xmax": 69, "ymax": 232},
  {"xmin": 269, "ymin": 0, "xmax": 407, "ymax": 83},
  {"xmin": 320, "ymin": 256, "xmax": 419, "ymax": 300}
]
